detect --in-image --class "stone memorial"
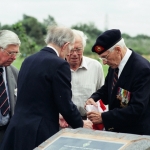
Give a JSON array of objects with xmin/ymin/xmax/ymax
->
[{"xmin": 34, "ymin": 128, "xmax": 150, "ymax": 150}]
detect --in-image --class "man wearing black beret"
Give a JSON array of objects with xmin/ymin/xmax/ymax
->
[{"xmin": 86, "ymin": 29, "xmax": 150, "ymax": 135}]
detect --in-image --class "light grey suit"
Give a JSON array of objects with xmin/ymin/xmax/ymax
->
[
  {"xmin": 0, "ymin": 65, "xmax": 18, "ymax": 142},
  {"xmin": 6, "ymin": 65, "xmax": 18, "ymax": 116}
]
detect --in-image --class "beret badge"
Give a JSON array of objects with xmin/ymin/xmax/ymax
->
[{"xmin": 95, "ymin": 46, "xmax": 104, "ymax": 54}]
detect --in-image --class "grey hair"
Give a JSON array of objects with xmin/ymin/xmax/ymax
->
[
  {"xmin": 0, "ymin": 30, "xmax": 21, "ymax": 49},
  {"xmin": 45, "ymin": 25, "xmax": 75, "ymax": 48},
  {"xmin": 108, "ymin": 38, "xmax": 126, "ymax": 52},
  {"xmin": 72, "ymin": 29, "xmax": 88, "ymax": 48}
]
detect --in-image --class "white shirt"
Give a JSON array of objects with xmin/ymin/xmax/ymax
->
[
  {"xmin": 118, "ymin": 48, "xmax": 132, "ymax": 78},
  {"xmin": 71, "ymin": 56, "xmax": 104, "ymax": 116}
]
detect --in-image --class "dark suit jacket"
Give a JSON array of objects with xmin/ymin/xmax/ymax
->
[
  {"xmin": 90, "ymin": 50, "xmax": 150, "ymax": 135},
  {"xmin": 0, "ymin": 47, "xmax": 83, "ymax": 150}
]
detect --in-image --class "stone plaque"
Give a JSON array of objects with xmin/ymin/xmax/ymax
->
[{"xmin": 34, "ymin": 128, "xmax": 150, "ymax": 150}]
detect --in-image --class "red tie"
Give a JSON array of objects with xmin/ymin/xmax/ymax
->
[
  {"xmin": 0, "ymin": 68, "xmax": 10, "ymax": 116},
  {"xmin": 112, "ymin": 68, "xmax": 119, "ymax": 91}
]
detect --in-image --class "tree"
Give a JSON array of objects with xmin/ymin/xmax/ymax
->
[
  {"xmin": 1, "ymin": 15, "xmax": 150, "ymax": 57},
  {"xmin": 71, "ymin": 22, "xmax": 102, "ymax": 39},
  {"xmin": 21, "ymin": 14, "xmax": 46, "ymax": 46},
  {"xmin": 43, "ymin": 15, "xmax": 57, "ymax": 27},
  {"xmin": 12, "ymin": 22, "xmax": 41, "ymax": 57}
]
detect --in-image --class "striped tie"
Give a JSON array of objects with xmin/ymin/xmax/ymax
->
[
  {"xmin": 112, "ymin": 68, "xmax": 119, "ymax": 91},
  {"xmin": 0, "ymin": 68, "xmax": 9, "ymax": 116}
]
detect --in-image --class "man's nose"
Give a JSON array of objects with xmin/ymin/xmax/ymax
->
[
  {"xmin": 102, "ymin": 59, "xmax": 107, "ymax": 65},
  {"xmin": 11, "ymin": 55, "xmax": 17, "ymax": 60}
]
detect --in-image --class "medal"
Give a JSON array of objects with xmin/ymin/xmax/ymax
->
[{"xmin": 116, "ymin": 87, "xmax": 131, "ymax": 108}]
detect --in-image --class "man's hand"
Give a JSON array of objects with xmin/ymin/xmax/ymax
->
[
  {"xmin": 85, "ymin": 98, "xmax": 97, "ymax": 108},
  {"xmin": 83, "ymin": 120, "xmax": 93, "ymax": 129},
  {"xmin": 87, "ymin": 111, "xmax": 103, "ymax": 124},
  {"xmin": 59, "ymin": 114, "xmax": 69, "ymax": 128}
]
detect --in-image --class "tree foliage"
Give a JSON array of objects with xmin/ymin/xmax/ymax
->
[
  {"xmin": 71, "ymin": 22, "xmax": 103, "ymax": 55},
  {"xmin": 0, "ymin": 14, "xmax": 150, "ymax": 57}
]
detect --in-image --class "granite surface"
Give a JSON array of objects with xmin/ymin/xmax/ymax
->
[{"xmin": 34, "ymin": 128, "xmax": 150, "ymax": 150}]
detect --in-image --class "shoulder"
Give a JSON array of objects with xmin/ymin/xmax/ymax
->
[
  {"xmin": 83, "ymin": 56, "xmax": 103, "ymax": 68},
  {"xmin": 131, "ymin": 51, "xmax": 150, "ymax": 69},
  {"xmin": 8, "ymin": 65, "xmax": 19, "ymax": 73},
  {"xmin": 124, "ymin": 51, "xmax": 150, "ymax": 79},
  {"xmin": 6, "ymin": 65, "xmax": 19, "ymax": 79}
]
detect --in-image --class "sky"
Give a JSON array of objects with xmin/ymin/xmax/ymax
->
[{"xmin": 1, "ymin": 0, "xmax": 150, "ymax": 37}]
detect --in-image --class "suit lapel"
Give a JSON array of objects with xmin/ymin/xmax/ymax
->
[
  {"xmin": 118, "ymin": 52, "xmax": 134, "ymax": 86},
  {"xmin": 109, "ymin": 52, "xmax": 134, "ymax": 109},
  {"xmin": 6, "ymin": 66, "xmax": 17, "ymax": 116}
]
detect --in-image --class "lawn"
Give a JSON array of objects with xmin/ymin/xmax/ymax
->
[
  {"xmin": 12, "ymin": 57, "xmax": 109, "ymax": 77},
  {"xmin": 13, "ymin": 54, "xmax": 150, "ymax": 78}
]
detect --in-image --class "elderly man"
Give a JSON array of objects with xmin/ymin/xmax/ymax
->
[
  {"xmin": 0, "ymin": 30, "xmax": 21, "ymax": 143},
  {"xmin": 0, "ymin": 26, "xmax": 93, "ymax": 150},
  {"xmin": 86, "ymin": 29, "xmax": 150, "ymax": 135},
  {"xmin": 59, "ymin": 29, "xmax": 104, "ymax": 128}
]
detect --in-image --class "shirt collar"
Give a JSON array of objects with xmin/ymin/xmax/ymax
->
[
  {"xmin": 118, "ymin": 48, "xmax": 132, "ymax": 77},
  {"xmin": 79, "ymin": 56, "xmax": 88, "ymax": 70},
  {"xmin": 70, "ymin": 56, "xmax": 88, "ymax": 72},
  {"xmin": 0, "ymin": 67, "xmax": 5, "ymax": 71},
  {"xmin": 47, "ymin": 45, "xmax": 59, "ymax": 56}
]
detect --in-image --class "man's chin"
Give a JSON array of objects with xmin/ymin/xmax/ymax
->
[{"xmin": 4, "ymin": 62, "xmax": 13, "ymax": 66}]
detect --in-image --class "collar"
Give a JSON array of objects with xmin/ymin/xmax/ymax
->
[
  {"xmin": 0, "ymin": 67, "xmax": 5, "ymax": 71},
  {"xmin": 70, "ymin": 56, "xmax": 88, "ymax": 72},
  {"xmin": 47, "ymin": 45, "xmax": 59, "ymax": 56},
  {"xmin": 79, "ymin": 56, "xmax": 88, "ymax": 70},
  {"xmin": 118, "ymin": 48, "xmax": 132, "ymax": 77}
]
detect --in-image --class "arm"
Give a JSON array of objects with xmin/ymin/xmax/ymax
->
[
  {"xmin": 102, "ymin": 67, "xmax": 150, "ymax": 130},
  {"xmin": 52, "ymin": 62, "xmax": 93, "ymax": 129}
]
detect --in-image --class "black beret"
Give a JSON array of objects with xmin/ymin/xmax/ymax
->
[{"xmin": 92, "ymin": 29, "xmax": 122, "ymax": 55}]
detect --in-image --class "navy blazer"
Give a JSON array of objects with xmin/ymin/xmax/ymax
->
[
  {"xmin": 90, "ymin": 50, "xmax": 150, "ymax": 135},
  {"xmin": 1, "ymin": 47, "xmax": 83, "ymax": 150}
]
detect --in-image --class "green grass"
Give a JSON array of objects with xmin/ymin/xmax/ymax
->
[
  {"xmin": 101, "ymin": 63, "xmax": 109, "ymax": 77},
  {"xmin": 89, "ymin": 54, "xmax": 109, "ymax": 77},
  {"xmin": 12, "ymin": 56, "xmax": 109, "ymax": 77},
  {"xmin": 12, "ymin": 55, "xmax": 149, "ymax": 77},
  {"xmin": 12, "ymin": 57, "xmax": 24, "ymax": 70}
]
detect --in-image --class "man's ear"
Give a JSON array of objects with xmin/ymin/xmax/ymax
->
[
  {"xmin": 114, "ymin": 46, "xmax": 121, "ymax": 54},
  {"xmin": 62, "ymin": 42, "xmax": 70, "ymax": 50}
]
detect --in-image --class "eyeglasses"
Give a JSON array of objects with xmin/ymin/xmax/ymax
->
[
  {"xmin": 99, "ymin": 51, "xmax": 112, "ymax": 61},
  {"xmin": 70, "ymin": 47, "xmax": 83, "ymax": 54},
  {"xmin": 1, "ymin": 48, "xmax": 21, "ymax": 57}
]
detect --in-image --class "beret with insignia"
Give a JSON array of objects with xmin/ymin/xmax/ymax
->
[{"xmin": 92, "ymin": 29, "xmax": 122, "ymax": 55}]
